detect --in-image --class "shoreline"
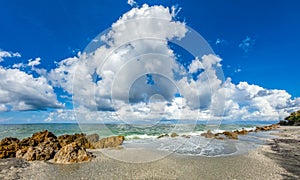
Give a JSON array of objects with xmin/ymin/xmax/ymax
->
[{"xmin": 0, "ymin": 126, "xmax": 299, "ymax": 179}]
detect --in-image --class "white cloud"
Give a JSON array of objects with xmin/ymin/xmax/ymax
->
[
  {"xmin": 127, "ymin": 0, "xmax": 136, "ymax": 7},
  {"xmin": 49, "ymin": 4, "xmax": 188, "ymax": 114},
  {"xmin": 239, "ymin": 36, "xmax": 255, "ymax": 53},
  {"xmin": 0, "ymin": 66, "xmax": 64, "ymax": 112},
  {"xmin": 37, "ymin": 5, "xmax": 300, "ymax": 122},
  {"xmin": 28, "ymin": 57, "xmax": 41, "ymax": 67},
  {"xmin": 234, "ymin": 68, "xmax": 241, "ymax": 73},
  {"xmin": 215, "ymin": 38, "xmax": 226, "ymax": 45},
  {"xmin": 0, "ymin": 49, "xmax": 21, "ymax": 62}
]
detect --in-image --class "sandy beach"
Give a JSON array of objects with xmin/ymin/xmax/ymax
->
[{"xmin": 0, "ymin": 126, "xmax": 299, "ymax": 180}]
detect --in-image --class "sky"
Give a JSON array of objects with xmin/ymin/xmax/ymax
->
[{"xmin": 0, "ymin": 0, "xmax": 299, "ymax": 123}]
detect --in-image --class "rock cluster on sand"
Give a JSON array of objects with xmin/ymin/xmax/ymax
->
[
  {"xmin": 279, "ymin": 110, "xmax": 300, "ymax": 126},
  {"xmin": 200, "ymin": 124, "xmax": 280, "ymax": 140},
  {"xmin": 0, "ymin": 130, "xmax": 125, "ymax": 164}
]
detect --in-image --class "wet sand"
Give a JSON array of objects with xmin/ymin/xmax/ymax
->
[{"xmin": 1, "ymin": 126, "xmax": 299, "ymax": 180}]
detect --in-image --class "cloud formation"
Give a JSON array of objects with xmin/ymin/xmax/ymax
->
[
  {"xmin": 0, "ymin": 4, "xmax": 299, "ymax": 122},
  {"xmin": 47, "ymin": 4, "xmax": 299, "ymax": 122},
  {"xmin": 0, "ymin": 49, "xmax": 21, "ymax": 62},
  {"xmin": 127, "ymin": 0, "xmax": 136, "ymax": 7},
  {"xmin": 0, "ymin": 66, "xmax": 63, "ymax": 112}
]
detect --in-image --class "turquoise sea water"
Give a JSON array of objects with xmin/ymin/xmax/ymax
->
[{"xmin": 0, "ymin": 122, "xmax": 278, "ymax": 157}]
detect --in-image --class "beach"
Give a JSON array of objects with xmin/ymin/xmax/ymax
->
[{"xmin": 0, "ymin": 126, "xmax": 298, "ymax": 180}]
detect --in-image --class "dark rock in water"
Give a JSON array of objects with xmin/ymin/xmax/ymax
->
[
  {"xmin": 279, "ymin": 110, "xmax": 300, "ymax": 126},
  {"xmin": 85, "ymin": 134, "xmax": 100, "ymax": 143},
  {"xmin": 93, "ymin": 136, "xmax": 125, "ymax": 149},
  {"xmin": 181, "ymin": 135, "xmax": 191, "ymax": 138},
  {"xmin": 170, "ymin": 133, "xmax": 179, "ymax": 138},
  {"xmin": 157, "ymin": 134, "xmax": 169, "ymax": 139},
  {"xmin": 222, "ymin": 131, "xmax": 238, "ymax": 140},
  {"xmin": 255, "ymin": 124, "xmax": 280, "ymax": 132},
  {"xmin": 53, "ymin": 142, "xmax": 94, "ymax": 164},
  {"xmin": 58, "ymin": 133, "xmax": 93, "ymax": 149},
  {"xmin": 0, "ymin": 137, "xmax": 20, "ymax": 159},
  {"xmin": 201, "ymin": 130, "xmax": 215, "ymax": 138},
  {"xmin": 237, "ymin": 129, "xmax": 248, "ymax": 135}
]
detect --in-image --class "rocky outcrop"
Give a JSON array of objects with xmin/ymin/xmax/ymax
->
[
  {"xmin": 85, "ymin": 134, "xmax": 100, "ymax": 143},
  {"xmin": 279, "ymin": 110, "xmax": 300, "ymax": 126},
  {"xmin": 57, "ymin": 133, "xmax": 93, "ymax": 149},
  {"xmin": 15, "ymin": 130, "xmax": 61, "ymax": 161},
  {"xmin": 16, "ymin": 145, "xmax": 56, "ymax": 161},
  {"xmin": 237, "ymin": 129, "xmax": 248, "ymax": 135},
  {"xmin": 93, "ymin": 136, "xmax": 125, "ymax": 149},
  {"xmin": 222, "ymin": 131, "xmax": 238, "ymax": 140},
  {"xmin": 255, "ymin": 124, "xmax": 279, "ymax": 132},
  {"xmin": 170, "ymin": 133, "xmax": 179, "ymax": 138},
  {"xmin": 53, "ymin": 142, "xmax": 94, "ymax": 164},
  {"xmin": 201, "ymin": 130, "xmax": 215, "ymax": 138},
  {"xmin": 0, "ymin": 131, "xmax": 103, "ymax": 163},
  {"xmin": 19, "ymin": 130, "xmax": 60, "ymax": 150},
  {"xmin": 0, "ymin": 137, "xmax": 20, "ymax": 159}
]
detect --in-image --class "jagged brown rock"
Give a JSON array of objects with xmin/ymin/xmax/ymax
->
[
  {"xmin": 16, "ymin": 144, "xmax": 56, "ymax": 161},
  {"xmin": 93, "ymin": 136, "xmax": 125, "ymax": 149},
  {"xmin": 170, "ymin": 133, "xmax": 179, "ymax": 138},
  {"xmin": 53, "ymin": 142, "xmax": 94, "ymax": 164},
  {"xmin": 19, "ymin": 130, "xmax": 61, "ymax": 151},
  {"xmin": 0, "ymin": 137, "xmax": 20, "ymax": 159},
  {"xmin": 237, "ymin": 129, "xmax": 248, "ymax": 135},
  {"xmin": 222, "ymin": 131, "xmax": 238, "ymax": 140},
  {"xmin": 201, "ymin": 130, "xmax": 215, "ymax": 138},
  {"xmin": 16, "ymin": 130, "xmax": 61, "ymax": 161},
  {"xmin": 85, "ymin": 134, "xmax": 100, "ymax": 143},
  {"xmin": 57, "ymin": 133, "xmax": 93, "ymax": 149}
]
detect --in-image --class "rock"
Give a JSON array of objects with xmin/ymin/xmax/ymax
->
[
  {"xmin": 17, "ymin": 144, "xmax": 56, "ymax": 161},
  {"xmin": 255, "ymin": 124, "xmax": 279, "ymax": 132},
  {"xmin": 19, "ymin": 130, "xmax": 60, "ymax": 151},
  {"xmin": 201, "ymin": 130, "xmax": 215, "ymax": 138},
  {"xmin": 53, "ymin": 142, "xmax": 94, "ymax": 164},
  {"xmin": 170, "ymin": 133, "xmax": 179, "ymax": 138},
  {"xmin": 222, "ymin": 131, "xmax": 238, "ymax": 140},
  {"xmin": 93, "ymin": 136, "xmax": 125, "ymax": 149},
  {"xmin": 58, "ymin": 133, "xmax": 93, "ymax": 149},
  {"xmin": 238, "ymin": 129, "xmax": 248, "ymax": 135},
  {"xmin": 0, "ymin": 137, "xmax": 20, "ymax": 159},
  {"xmin": 157, "ymin": 134, "xmax": 169, "ymax": 139},
  {"xmin": 85, "ymin": 134, "xmax": 99, "ymax": 143},
  {"xmin": 181, "ymin": 135, "xmax": 191, "ymax": 138}
]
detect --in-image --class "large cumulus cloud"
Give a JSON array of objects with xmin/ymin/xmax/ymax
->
[
  {"xmin": 0, "ymin": 67, "xmax": 63, "ymax": 111},
  {"xmin": 47, "ymin": 4, "xmax": 300, "ymax": 122}
]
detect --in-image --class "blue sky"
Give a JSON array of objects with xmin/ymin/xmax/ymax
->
[{"xmin": 0, "ymin": 0, "xmax": 299, "ymax": 123}]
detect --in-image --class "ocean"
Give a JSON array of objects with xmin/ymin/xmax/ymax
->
[{"xmin": 0, "ymin": 121, "xmax": 278, "ymax": 157}]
